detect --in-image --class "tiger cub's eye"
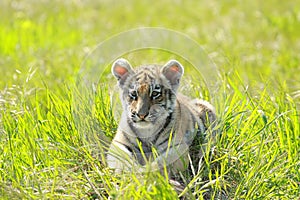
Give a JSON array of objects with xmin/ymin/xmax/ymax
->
[
  {"xmin": 151, "ymin": 91, "xmax": 161, "ymax": 99},
  {"xmin": 151, "ymin": 84, "xmax": 162, "ymax": 100},
  {"xmin": 129, "ymin": 91, "xmax": 137, "ymax": 100}
]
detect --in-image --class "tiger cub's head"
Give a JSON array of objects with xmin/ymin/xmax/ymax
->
[{"xmin": 112, "ymin": 58, "xmax": 184, "ymax": 128}]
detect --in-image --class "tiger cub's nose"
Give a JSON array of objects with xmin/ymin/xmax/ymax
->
[{"xmin": 137, "ymin": 113, "xmax": 149, "ymax": 120}]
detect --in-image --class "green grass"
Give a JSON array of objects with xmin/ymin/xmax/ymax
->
[{"xmin": 1, "ymin": 0, "xmax": 299, "ymax": 199}]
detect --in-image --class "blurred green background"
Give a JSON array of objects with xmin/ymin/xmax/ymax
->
[{"xmin": 1, "ymin": 0, "xmax": 299, "ymax": 90}]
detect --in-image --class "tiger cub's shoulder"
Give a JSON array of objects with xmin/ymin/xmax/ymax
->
[
  {"xmin": 175, "ymin": 93, "xmax": 217, "ymax": 136},
  {"xmin": 176, "ymin": 94, "xmax": 216, "ymax": 120},
  {"xmin": 189, "ymin": 98, "xmax": 217, "ymax": 123}
]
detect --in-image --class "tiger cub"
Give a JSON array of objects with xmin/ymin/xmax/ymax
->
[{"xmin": 106, "ymin": 58, "xmax": 216, "ymax": 175}]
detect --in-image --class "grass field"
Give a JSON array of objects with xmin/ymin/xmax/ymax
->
[{"xmin": 0, "ymin": 0, "xmax": 299, "ymax": 199}]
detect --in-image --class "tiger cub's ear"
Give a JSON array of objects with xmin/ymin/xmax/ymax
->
[
  {"xmin": 161, "ymin": 60, "xmax": 184, "ymax": 90},
  {"xmin": 112, "ymin": 58, "xmax": 134, "ymax": 86}
]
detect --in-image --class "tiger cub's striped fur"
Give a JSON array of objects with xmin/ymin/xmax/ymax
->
[{"xmin": 106, "ymin": 58, "xmax": 216, "ymax": 174}]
